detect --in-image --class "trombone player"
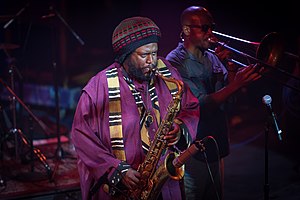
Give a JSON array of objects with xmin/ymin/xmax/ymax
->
[{"xmin": 166, "ymin": 5, "xmax": 263, "ymax": 200}]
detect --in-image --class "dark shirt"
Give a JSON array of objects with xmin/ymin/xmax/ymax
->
[{"xmin": 166, "ymin": 42, "xmax": 230, "ymax": 159}]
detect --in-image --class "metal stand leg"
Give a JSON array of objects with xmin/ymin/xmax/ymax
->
[
  {"xmin": 264, "ymin": 122, "xmax": 270, "ymax": 200},
  {"xmin": 0, "ymin": 79, "xmax": 53, "ymax": 182}
]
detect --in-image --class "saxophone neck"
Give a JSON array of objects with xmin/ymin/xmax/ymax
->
[{"xmin": 152, "ymin": 68, "xmax": 184, "ymax": 97}]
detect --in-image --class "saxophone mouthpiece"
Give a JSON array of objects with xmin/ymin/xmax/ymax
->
[
  {"xmin": 151, "ymin": 67, "xmax": 158, "ymax": 72},
  {"xmin": 151, "ymin": 68, "xmax": 160, "ymax": 76}
]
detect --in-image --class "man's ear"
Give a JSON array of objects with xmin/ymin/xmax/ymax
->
[{"xmin": 182, "ymin": 25, "xmax": 190, "ymax": 36}]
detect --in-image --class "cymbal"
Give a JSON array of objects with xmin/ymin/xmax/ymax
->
[
  {"xmin": 70, "ymin": 71, "xmax": 96, "ymax": 85},
  {"xmin": 0, "ymin": 43, "xmax": 20, "ymax": 50}
]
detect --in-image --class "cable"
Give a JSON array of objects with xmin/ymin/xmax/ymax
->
[{"xmin": 202, "ymin": 136, "xmax": 221, "ymax": 200}]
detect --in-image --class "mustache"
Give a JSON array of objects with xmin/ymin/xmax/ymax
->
[{"xmin": 146, "ymin": 63, "xmax": 156, "ymax": 69}]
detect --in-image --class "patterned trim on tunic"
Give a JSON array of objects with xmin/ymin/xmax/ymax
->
[
  {"xmin": 106, "ymin": 68, "xmax": 126, "ymax": 161},
  {"xmin": 123, "ymin": 76, "xmax": 152, "ymax": 153}
]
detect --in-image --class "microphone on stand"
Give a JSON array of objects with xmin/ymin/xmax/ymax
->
[
  {"xmin": 262, "ymin": 95, "xmax": 283, "ymax": 141},
  {"xmin": 172, "ymin": 136, "xmax": 212, "ymax": 168}
]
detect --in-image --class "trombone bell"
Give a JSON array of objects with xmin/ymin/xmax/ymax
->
[
  {"xmin": 209, "ymin": 31, "xmax": 300, "ymax": 92},
  {"xmin": 256, "ymin": 32, "xmax": 285, "ymax": 67}
]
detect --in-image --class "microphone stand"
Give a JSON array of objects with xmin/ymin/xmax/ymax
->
[
  {"xmin": 3, "ymin": 50, "xmax": 24, "ymax": 160},
  {"xmin": 0, "ymin": 105, "xmax": 7, "ymax": 188},
  {"xmin": 8, "ymin": 61, "xmax": 19, "ymax": 160},
  {"xmin": 3, "ymin": 2, "xmax": 30, "ymax": 29},
  {"xmin": 263, "ymin": 121, "xmax": 270, "ymax": 200},
  {"xmin": 45, "ymin": 5, "xmax": 84, "ymax": 160},
  {"xmin": 0, "ymin": 79, "xmax": 53, "ymax": 136},
  {"xmin": 52, "ymin": 60, "xmax": 67, "ymax": 160},
  {"xmin": 0, "ymin": 78, "xmax": 53, "ymax": 181},
  {"xmin": 51, "ymin": 6, "xmax": 85, "ymax": 46}
]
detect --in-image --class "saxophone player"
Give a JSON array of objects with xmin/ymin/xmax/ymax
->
[{"xmin": 71, "ymin": 16, "xmax": 199, "ymax": 200}]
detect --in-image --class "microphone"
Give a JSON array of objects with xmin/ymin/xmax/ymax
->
[
  {"xmin": 262, "ymin": 95, "xmax": 283, "ymax": 141},
  {"xmin": 172, "ymin": 136, "xmax": 212, "ymax": 168}
]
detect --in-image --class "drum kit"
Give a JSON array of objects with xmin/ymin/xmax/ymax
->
[
  {"xmin": 0, "ymin": 41, "xmax": 54, "ymax": 186},
  {"xmin": 0, "ymin": 2, "xmax": 84, "ymax": 189}
]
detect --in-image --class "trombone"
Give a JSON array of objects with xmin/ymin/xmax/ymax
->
[{"xmin": 209, "ymin": 31, "xmax": 300, "ymax": 92}]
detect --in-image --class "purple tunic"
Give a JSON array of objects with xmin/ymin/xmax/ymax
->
[{"xmin": 71, "ymin": 58, "xmax": 199, "ymax": 200}]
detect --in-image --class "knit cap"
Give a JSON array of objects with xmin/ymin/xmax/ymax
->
[{"xmin": 112, "ymin": 16, "xmax": 161, "ymax": 63}]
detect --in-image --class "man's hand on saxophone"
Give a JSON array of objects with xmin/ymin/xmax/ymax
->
[
  {"xmin": 121, "ymin": 168, "xmax": 141, "ymax": 190},
  {"xmin": 164, "ymin": 121, "xmax": 182, "ymax": 146},
  {"xmin": 122, "ymin": 119, "xmax": 182, "ymax": 191}
]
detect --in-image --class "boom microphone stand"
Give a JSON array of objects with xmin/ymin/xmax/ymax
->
[
  {"xmin": 44, "ymin": 5, "xmax": 84, "ymax": 160},
  {"xmin": 3, "ymin": 2, "xmax": 30, "ymax": 29}
]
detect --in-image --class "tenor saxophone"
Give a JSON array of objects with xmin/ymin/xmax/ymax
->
[{"xmin": 130, "ymin": 69, "xmax": 185, "ymax": 200}]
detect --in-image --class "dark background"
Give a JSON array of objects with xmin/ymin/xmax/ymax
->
[
  {"xmin": 0, "ymin": 0, "xmax": 299, "ymax": 85},
  {"xmin": 1, "ymin": 2, "xmax": 300, "ymax": 199},
  {"xmin": 0, "ymin": 0, "xmax": 299, "ymax": 135}
]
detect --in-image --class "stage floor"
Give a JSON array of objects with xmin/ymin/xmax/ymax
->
[
  {"xmin": 1, "ymin": 102, "xmax": 300, "ymax": 200},
  {"xmin": 0, "ymin": 140, "xmax": 81, "ymax": 200}
]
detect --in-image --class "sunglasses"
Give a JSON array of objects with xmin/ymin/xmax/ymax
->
[{"xmin": 186, "ymin": 24, "xmax": 216, "ymax": 33}]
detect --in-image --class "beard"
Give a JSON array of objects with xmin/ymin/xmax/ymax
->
[{"xmin": 127, "ymin": 61, "xmax": 157, "ymax": 82}]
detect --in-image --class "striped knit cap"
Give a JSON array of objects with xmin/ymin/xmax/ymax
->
[{"xmin": 112, "ymin": 16, "xmax": 161, "ymax": 63}]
